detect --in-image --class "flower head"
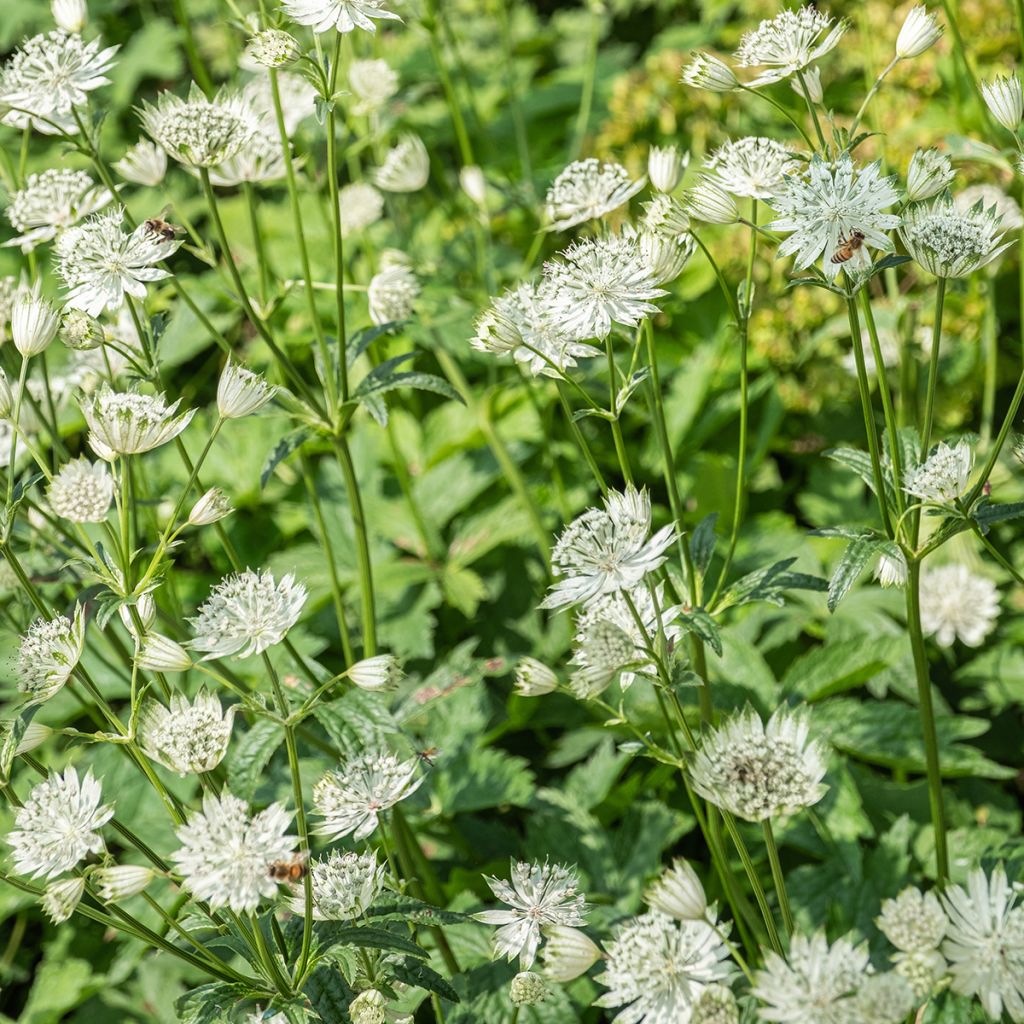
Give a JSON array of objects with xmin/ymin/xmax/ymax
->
[
  {"xmin": 245, "ymin": 29, "xmax": 302, "ymax": 68},
  {"xmin": 569, "ymin": 618, "xmax": 638, "ymax": 698},
  {"xmin": 56, "ymin": 208, "xmax": 180, "ymax": 316},
  {"xmin": 217, "ymin": 361, "xmax": 278, "ymax": 419},
  {"xmin": 646, "ymin": 858, "xmax": 708, "ymax": 922},
  {"xmin": 373, "ymin": 133, "xmax": 429, "ymax": 193},
  {"xmin": 942, "ymin": 865, "xmax": 1024, "ymax": 1022},
  {"xmin": 543, "ymin": 159, "xmax": 644, "ymax": 232},
  {"xmin": 904, "ymin": 440, "xmax": 973, "ymax": 503},
  {"xmin": 349, "ymin": 989, "xmax": 387, "ymax": 1024},
  {"xmin": 595, "ymin": 911, "xmax": 733, "ymax": 1023},
  {"xmin": 513, "ymin": 657, "xmax": 559, "ymax": 697},
  {"xmin": 850, "ymin": 973, "xmax": 916, "ymax": 1024},
  {"xmin": 692, "ymin": 984, "xmax": 739, "ymax": 1024},
  {"xmin": 172, "ymin": 791, "xmax": 296, "ymax": 913},
  {"xmin": 684, "ymin": 177, "xmax": 739, "ymax": 224},
  {"xmin": 4, "ymin": 169, "xmax": 110, "ymax": 251},
  {"xmin": 113, "ymin": 140, "xmax": 168, "ymax": 187},
  {"xmin": 80, "ymin": 384, "xmax": 195, "ymax": 457},
  {"xmin": 42, "ymin": 876, "xmax": 85, "ymax": 923},
  {"xmin": 340, "ymin": 182, "xmax": 385, "ymax": 235},
  {"xmin": 878, "ymin": 886, "xmax": 949, "ymax": 953},
  {"xmin": 543, "ymin": 488, "xmax": 675, "ymax": 610},
  {"xmin": 733, "ymin": 6, "xmax": 847, "ymax": 86},
  {"xmin": 348, "ymin": 58, "xmax": 398, "ymax": 114},
  {"xmin": 648, "ymin": 145, "xmax": 687, "ymax": 194},
  {"xmin": 139, "ymin": 690, "xmax": 236, "ymax": 776},
  {"xmin": 189, "ymin": 487, "xmax": 233, "ymax": 527},
  {"xmin": 690, "ymin": 706, "xmax": 828, "ymax": 821},
  {"xmin": 347, "ymin": 654, "xmax": 403, "ymax": 692},
  {"xmin": 906, "ymin": 149, "xmax": 955, "ymax": 203},
  {"xmin": 47, "ymin": 456, "xmax": 113, "ymax": 522},
  {"xmin": 982, "ymin": 75, "xmax": 1023, "ymax": 132},
  {"xmin": 956, "ymin": 185, "xmax": 1024, "ymax": 232},
  {"xmin": 706, "ymin": 137, "xmax": 801, "ymax": 200},
  {"xmin": 900, "ymin": 195, "xmax": 1012, "ymax": 278},
  {"xmin": 681, "ymin": 52, "xmax": 738, "ymax": 92},
  {"xmin": 17, "ymin": 606, "xmax": 86, "ymax": 702},
  {"xmin": 541, "ymin": 925, "xmax": 602, "ymax": 982},
  {"xmin": 919, "ymin": 563, "xmax": 999, "ymax": 647},
  {"xmin": 189, "ymin": 569, "xmax": 307, "ymax": 660},
  {"xmin": 137, "ymin": 633, "xmax": 193, "ymax": 673},
  {"xmin": 280, "ymin": 0, "xmax": 401, "ymax": 34},
  {"xmin": 476, "ymin": 860, "xmax": 587, "ymax": 968},
  {"xmin": 299, "ymin": 850, "xmax": 386, "ymax": 920},
  {"xmin": 768, "ymin": 155, "xmax": 900, "ymax": 278},
  {"xmin": 7, "ymin": 767, "xmax": 113, "ymax": 879},
  {"xmin": 12, "ymin": 294, "xmax": 61, "ymax": 357},
  {"xmin": 313, "ymin": 752, "xmax": 422, "ymax": 841},
  {"xmin": 897, "ymin": 6, "xmax": 943, "ymax": 59},
  {"xmin": 368, "ymin": 257, "xmax": 420, "ymax": 325}
]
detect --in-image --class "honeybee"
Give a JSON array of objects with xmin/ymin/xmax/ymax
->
[
  {"xmin": 830, "ymin": 230, "xmax": 866, "ymax": 264},
  {"xmin": 416, "ymin": 746, "xmax": 441, "ymax": 766},
  {"xmin": 268, "ymin": 852, "xmax": 309, "ymax": 882},
  {"xmin": 143, "ymin": 217, "xmax": 181, "ymax": 242}
]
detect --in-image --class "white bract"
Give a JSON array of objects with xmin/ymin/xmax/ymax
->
[
  {"xmin": 982, "ymin": 75, "xmax": 1024, "ymax": 132},
  {"xmin": 47, "ymin": 456, "xmax": 113, "ymax": 522},
  {"xmin": 80, "ymin": 385, "xmax": 195, "ymax": 457},
  {"xmin": 900, "ymin": 195, "xmax": 1012, "ymax": 278},
  {"xmin": 299, "ymin": 850, "xmax": 386, "ymax": 920},
  {"xmin": 4, "ymin": 169, "xmax": 111, "ymax": 251},
  {"xmin": 919, "ymin": 563, "xmax": 999, "ymax": 647},
  {"xmin": 373, "ymin": 133, "xmax": 430, "ymax": 193},
  {"xmin": 903, "ymin": 440, "xmax": 973, "ymax": 503},
  {"xmin": 280, "ymin": 0, "xmax": 401, "ymax": 34},
  {"xmin": 139, "ymin": 690, "xmax": 236, "ymax": 776},
  {"xmin": 733, "ymin": 6, "xmax": 847, "ymax": 87},
  {"xmin": 17, "ymin": 606, "xmax": 86, "ymax": 703},
  {"xmin": 897, "ymin": 6, "xmax": 943, "ymax": 59},
  {"xmin": 705, "ymin": 137, "xmax": 801, "ymax": 200},
  {"xmin": 543, "ymin": 159, "xmax": 645, "ymax": 232}
]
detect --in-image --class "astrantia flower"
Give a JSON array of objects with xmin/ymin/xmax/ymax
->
[
  {"xmin": 217, "ymin": 361, "xmax": 278, "ymax": 419},
  {"xmin": 895, "ymin": 949, "xmax": 949, "ymax": 1001},
  {"xmin": 957, "ymin": 185, "xmax": 1024, "ymax": 232},
  {"xmin": 347, "ymin": 654, "xmax": 403, "ymax": 692},
  {"xmin": 904, "ymin": 440, "xmax": 973, "ymax": 503},
  {"xmin": 52, "ymin": 0, "xmax": 87, "ymax": 34},
  {"xmin": 172, "ymin": 791, "xmax": 296, "ymax": 913},
  {"xmin": 47, "ymin": 456, "xmax": 113, "ymax": 522},
  {"xmin": 137, "ymin": 632, "xmax": 192, "ymax": 673},
  {"xmin": 368, "ymin": 258, "xmax": 420, "ymax": 326},
  {"xmin": 188, "ymin": 486, "xmax": 233, "ymax": 527},
  {"xmin": 543, "ymin": 488, "xmax": 675, "ymax": 610},
  {"xmin": 313, "ymin": 754, "xmax": 422, "ymax": 842},
  {"xmin": 7, "ymin": 767, "xmax": 113, "ymax": 879},
  {"xmin": 348, "ymin": 58, "xmax": 398, "ymax": 114},
  {"xmin": 139, "ymin": 85, "xmax": 258, "ymax": 168},
  {"xmin": 476, "ymin": 860, "xmax": 587, "ymax": 968},
  {"xmin": 942, "ymin": 865, "xmax": 1024, "ymax": 1022},
  {"xmin": 245, "ymin": 29, "xmax": 302, "ymax": 68},
  {"xmin": 753, "ymin": 931, "xmax": 870, "ymax": 1024},
  {"xmin": 349, "ymin": 989, "xmax": 388, "ymax": 1024},
  {"xmin": 189, "ymin": 569, "xmax": 307, "ymax": 659},
  {"xmin": 982, "ymin": 75, "xmax": 1024, "ymax": 132},
  {"xmin": 690, "ymin": 706, "xmax": 828, "ymax": 821},
  {"xmin": 637, "ymin": 228, "xmax": 697, "ymax": 285},
  {"xmin": 139, "ymin": 690, "xmax": 236, "ymax": 776},
  {"xmin": 541, "ymin": 925, "xmax": 603, "ymax": 982},
  {"xmin": 280, "ymin": 0, "xmax": 401, "ymax": 34},
  {"xmin": 897, "ymin": 6, "xmax": 943, "ymax": 59},
  {"xmin": 340, "ymin": 182, "xmax": 385, "ymax": 234},
  {"xmin": 768, "ymin": 155, "xmax": 900, "ymax": 278},
  {"xmin": 906, "ymin": 149, "xmax": 955, "ymax": 203},
  {"xmin": 642, "ymin": 194, "xmax": 690, "ymax": 236},
  {"xmin": 595, "ymin": 911, "xmax": 732, "ymax": 1023},
  {"xmin": 543, "ymin": 236, "xmax": 666, "ymax": 340},
  {"xmin": 0, "ymin": 30, "xmax": 118, "ymax": 135},
  {"xmin": 875, "ymin": 548, "xmax": 909, "ymax": 589},
  {"xmin": 681, "ymin": 52, "xmax": 738, "ymax": 92},
  {"xmin": 513, "ymin": 657, "xmax": 559, "ymax": 697},
  {"xmin": 569, "ymin": 618, "xmax": 638, "ymax": 698},
  {"xmin": 692, "ymin": 984, "xmax": 739, "ymax": 1024},
  {"xmin": 56, "ymin": 208, "xmax": 180, "ymax": 316},
  {"xmin": 543, "ymin": 159, "xmax": 645, "ymax": 232},
  {"xmin": 850, "ymin": 973, "xmax": 916, "ymax": 1024},
  {"xmin": 373, "ymin": 133, "xmax": 429, "ymax": 193},
  {"xmin": 298, "ymin": 850, "xmax": 386, "ymax": 920},
  {"xmin": 94, "ymin": 864, "xmax": 155, "ymax": 900},
  {"xmin": 42, "ymin": 876, "xmax": 85, "ymax": 923},
  {"xmin": 919, "ymin": 563, "xmax": 999, "ymax": 647},
  {"xmin": 733, "ymin": 6, "xmax": 847, "ymax": 86},
  {"xmin": 472, "ymin": 281, "xmax": 600, "ymax": 376},
  {"xmin": 706, "ymin": 137, "xmax": 801, "ymax": 200},
  {"xmin": 878, "ymin": 886, "xmax": 948, "ymax": 953},
  {"xmin": 80, "ymin": 384, "xmax": 195, "ymax": 458},
  {"xmin": 510, "ymin": 972, "xmax": 547, "ymax": 1007},
  {"xmin": 646, "ymin": 858, "xmax": 707, "ymax": 922},
  {"xmin": 683, "ymin": 177, "xmax": 739, "ymax": 224},
  {"xmin": 113, "ymin": 139, "xmax": 168, "ymax": 187},
  {"xmin": 4, "ymin": 169, "xmax": 111, "ymax": 251},
  {"xmin": 900, "ymin": 195, "xmax": 1012, "ymax": 278},
  {"xmin": 17, "ymin": 606, "xmax": 86, "ymax": 702},
  {"xmin": 648, "ymin": 145, "xmax": 687, "ymax": 194},
  {"xmin": 12, "ymin": 294, "xmax": 61, "ymax": 357},
  {"xmin": 206, "ymin": 129, "xmax": 286, "ymax": 188}
]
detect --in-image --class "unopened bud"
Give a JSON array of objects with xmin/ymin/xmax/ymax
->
[{"xmin": 188, "ymin": 487, "xmax": 233, "ymax": 527}]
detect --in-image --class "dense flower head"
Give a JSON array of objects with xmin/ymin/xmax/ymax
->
[
  {"xmin": 850, "ymin": 972, "xmax": 916, "ymax": 1024},
  {"xmin": 42, "ymin": 876, "xmax": 85, "ymax": 923},
  {"xmin": 7, "ymin": 766, "xmax": 113, "ymax": 879},
  {"xmin": 733, "ymin": 6, "xmax": 847, "ymax": 86},
  {"xmin": 349, "ymin": 989, "xmax": 387, "ymax": 1024},
  {"xmin": 17, "ymin": 606, "xmax": 86, "ymax": 702},
  {"xmin": 189, "ymin": 568, "xmax": 307, "ymax": 660},
  {"xmin": 348, "ymin": 58, "xmax": 399, "ymax": 114},
  {"xmin": 47, "ymin": 456, "xmax": 113, "ymax": 522},
  {"xmin": 543, "ymin": 158, "xmax": 645, "ymax": 232},
  {"xmin": 878, "ymin": 885, "xmax": 949, "ymax": 953},
  {"xmin": 768, "ymin": 155, "xmax": 900, "ymax": 278},
  {"xmin": 299, "ymin": 850, "xmax": 386, "ymax": 920},
  {"xmin": 706, "ymin": 137, "xmax": 801, "ymax": 200},
  {"xmin": 900, "ymin": 195, "xmax": 1012, "ymax": 278},
  {"xmin": 0, "ymin": 30, "xmax": 118, "ymax": 134},
  {"xmin": 919, "ymin": 563, "xmax": 999, "ymax": 647},
  {"xmin": 4, "ymin": 168, "xmax": 110, "ymax": 251},
  {"xmin": 245, "ymin": 29, "xmax": 302, "ymax": 68},
  {"xmin": 340, "ymin": 181, "xmax": 385, "ymax": 234},
  {"xmin": 139, "ymin": 690, "xmax": 236, "ymax": 776},
  {"xmin": 373, "ymin": 133, "xmax": 430, "ymax": 193},
  {"xmin": 941, "ymin": 865, "xmax": 1024, "ymax": 1021},
  {"xmin": 313, "ymin": 751, "xmax": 423, "ymax": 841},
  {"xmin": 903, "ymin": 440, "xmax": 973, "ymax": 503},
  {"xmin": 113, "ymin": 139, "xmax": 168, "ymax": 187},
  {"xmin": 280, "ymin": 0, "xmax": 401, "ymax": 34},
  {"xmin": 569, "ymin": 617, "xmax": 638, "ymax": 698},
  {"xmin": 690, "ymin": 706, "xmax": 828, "ymax": 821},
  {"xmin": 172, "ymin": 791, "xmax": 296, "ymax": 913},
  {"xmin": 543, "ymin": 487, "xmax": 675, "ymax": 610},
  {"xmin": 595, "ymin": 911, "xmax": 733, "ymax": 1023},
  {"xmin": 476, "ymin": 860, "xmax": 587, "ymax": 968},
  {"xmin": 80, "ymin": 384, "xmax": 195, "ymax": 457},
  {"xmin": 956, "ymin": 185, "xmax": 1024, "ymax": 232},
  {"xmin": 691, "ymin": 984, "xmax": 739, "ymax": 1024},
  {"xmin": 368, "ymin": 256, "xmax": 420, "ymax": 325},
  {"xmin": 56, "ymin": 208, "xmax": 180, "ymax": 316}
]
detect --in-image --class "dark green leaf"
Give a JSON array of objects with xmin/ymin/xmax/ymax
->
[
  {"xmin": 303, "ymin": 965, "xmax": 354, "ymax": 1024},
  {"xmin": 827, "ymin": 537, "xmax": 878, "ymax": 611},
  {"xmin": 676, "ymin": 607, "xmax": 722, "ymax": 656},
  {"xmin": 315, "ymin": 923, "xmax": 429, "ymax": 959},
  {"xmin": 391, "ymin": 957, "xmax": 460, "ymax": 1003},
  {"xmin": 689, "ymin": 513, "xmax": 718, "ymax": 580},
  {"xmin": 346, "ymin": 321, "xmax": 406, "ymax": 368},
  {"xmin": 261, "ymin": 428, "xmax": 310, "ymax": 489},
  {"xmin": 227, "ymin": 719, "xmax": 283, "ymax": 802}
]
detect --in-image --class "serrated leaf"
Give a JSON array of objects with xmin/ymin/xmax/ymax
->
[
  {"xmin": 346, "ymin": 321, "xmax": 405, "ymax": 368},
  {"xmin": 261, "ymin": 428, "xmax": 310, "ymax": 489},
  {"xmin": 176, "ymin": 983, "xmax": 244, "ymax": 1024},
  {"xmin": 689, "ymin": 513, "xmax": 718, "ymax": 580},
  {"xmin": 440, "ymin": 564, "xmax": 487, "ymax": 617},
  {"xmin": 366, "ymin": 894, "xmax": 469, "ymax": 926},
  {"xmin": 718, "ymin": 558, "xmax": 826, "ymax": 610},
  {"xmin": 827, "ymin": 537, "xmax": 878, "ymax": 611},
  {"xmin": 357, "ymin": 371, "xmax": 463, "ymax": 404},
  {"xmin": 782, "ymin": 635, "xmax": 907, "ymax": 700},
  {"xmin": 391, "ymin": 957, "xmax": 460, "ymax": 1003},
  {"xmin": 303, "ymin": 965, "xmax": 354, "ymax": 1024},
  {"xmin": 0, "ymin": 707, "xmax": 37, "ymax": 780},
  {"xmin": 315, "ymin": 923, "xmax": 429, "ymax": 959},
  {"xmin": 676, "ymin": 607, "xmax": 722, "ymax": 656},
  {"xmin": 227, "ymin": 718, "xmax": 283, "ymax": 802},
  {"xmin": 974, "ymin": 500, "xmax": 1024, "ymax": 529}
]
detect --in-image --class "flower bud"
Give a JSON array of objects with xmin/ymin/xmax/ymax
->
[
  {"xmin": 684, "ymin": 178, "xmax": 738, "ymax": 224},
  {"xmin": 15, "ymin": 722, "xmax": 53, "ymax": 755},
  {"xmin": 60, "ymin": 308, "xmax": 104, "ymax": 350},
  {"xmin": 217, "ymin": 361, "xmax": 278, "ymax": 419},
  {"xmin": 648, "ymin": 144, "xmax": 687, "ymax": 193},
  {"xmin": 347, "ymin": 654, "xmax": 403, "ymax": 691},
  {"xmin": 0, "ymin": 368, "xmax": 13, "ymax": 419},
  {"xmin": 349, "ymin": 989, "xmax": 386, "ymax": 1024},
  {"xmin": 540, "ymin": 925, "xmax": 602, "ymax": 982},
  {"xmin": 681, "ymin": 52, "xmax": 738, "ymax": 92},
  {"xmin": 791, "ymin": 65, "xmax": 822, "ymax": 104},
  {"xmin": 460, "ymin": 165, "xmax": 488, "ymax": 208},
  {"xmin": 982, "ymin": 75, "xmax": 1023, "ymax": 132},
  {"xmin": 906, "ymin": 149, "xmax": 954, "ymax": 202},
  {"xmin": 896, "ymin": 6, "xmax": 942, "ymax": 60},
  {"xmin": 693, "ymin": 984, "xmax": 739, "ymax": 1024},
  {"xmin": 94, "ymin": 864, "xmax": 155, "ymax": 900},
  {"xmin": 189, "ymin": 487, "xmax": 233, "ymax": 527},
  {"xmin": 43, "ymin": 876, "xmax": 85, "ymax": 923},
  {"xmin": 643, "ymin": 194, "xmax": 691, "ymax": 236},
  {"xmin": 645, "ymin": 858, "xmax": 707, "ymax": 920},
  {"xmin": 510, "ymin": 971, "xmax": 547, "ymax": 1007},
  {"xmin": 137, "ymin": 633, "xmax": 192, "ymax": 673},
  {"xmin": 245, "ymin": 29, "xmax": 302, "ymax": 68},
  {"xmin": 12, "ymin": 295, "xmax": 60, "ymax": 358},
  {"xmin": 875, "ymin": 550, "xmax": 908, "ymax": 588},
  {"xmin": 514, "ymin": 657, "xmax": 558, "ymax": 696},
  {"xmin": 120, "ymin": 593, "xmax": 155, "ymax": 637},
  {"xmin": 51, "ymin": 0, "xmax": 87, "ymax": 33}
]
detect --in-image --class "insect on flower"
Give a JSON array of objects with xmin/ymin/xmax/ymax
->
[
  {"xmin": 143, "ymin": 216, "xmax": 183, "ymax": 242},
  {"xmin": 268, "ymin": 851, "xmax": 309, "ymax": 883},
  {"xmin": 830, "ymin": 229, "xmax": 866, "ymax": 265}
]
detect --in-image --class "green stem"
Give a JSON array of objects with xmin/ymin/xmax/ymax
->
[
  {"xmin": 921, "ymin": 277, "xmax": 947, "ymax": 459},
  {"xmin": 849, "ymin": 57, "xmax": 899, "ymax": 136},
  {"xmin": 5, "ymin": 358, "xmax": 29, "ymax": 510},
  {"xmin": 966, "ymin": 357, "xmax": 1024, "ymax": 506},
  {"xmin": 795, "ymin": 69, "xmax": 828, "ymax": 150},
  {"xmin": 325, "ymin": 34, "xmax": 347, "ymax": 409},
  {"xmin": 981, "ymin": 279, "xmax": 997, "ymax": 446},
  {"xmin": 242, "ymin": 181, "xmax": 272, "ymax": 306},
  {"xmin": 761, "ymin": 819, "xmax": 794, "ymax": 936},
  {"xmin": 423, "ymin": 0, "xmax": 475, "ymax": 166},
  {"xmin": 170, "ymin": 0, "xmax": 214, "ymax": 94},
  {"xmin": 333, "ymin": 435, "xmax": 376, "ymax": 656},
  {"xmin": 555, "ymin": 380, "xmax": 607, "ymax": 494},
  {"xmin": 720, "ymin": 812, "xmax": 783, "ymax": 954},
  {"xmin": 569, "ymin": 5, "xmax": 601, "ymax": 159},
  {"xmin": 494, "ymin": 0, "xmax": 533, "ymax": 193}
]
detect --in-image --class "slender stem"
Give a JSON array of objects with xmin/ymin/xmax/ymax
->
[
  {"xmin": 333, "ymin": 435, "xmax": 376, "ymax": 656},
  {"xmin": 605, "ymin": 336, "xmax": 634, "ymax": 486},
  {"xmin": 849, "ymin": 57, "xmax": 899, "ymax": 136},
  {"xmin": 966, "ymin": 358, "xmax": 1024, "ymax": 506},
  {"xmin": 170, "ymin": 0, "xmax": 214, "ymax": 94},
  {"xmin": 423, "ymin": 0, "xmax": 475, "ymax": 166},
  {"xmin": 921, "ymin": 278, "xmax": 947, "ymax": 459},
  {"xmin": 981, "ymin": 279, "xmax": 997, "ymax": 446},
  {"xmin": 738, "ymin": 84, "xmax": 815, "ymax": 149},
  {"xmin": 761, "ymin": 820, "xmax": 794, "ymax": 936},
  {"xmin": 5, "ymin": 358, "xmax": 29, "ymax": 509},
  {"xmin": 494, "ymin": 0, "xmax": 533, "ymax": 193},
  {"xmin": 242, "ymin": 181, "xmax": 272, "ymax": 306},
  {"xmin": 325, "ymin": 34, "xmax": 347, "ymax": 408},
  {"xmin": 720, "ymin": 812, "xmax": 783, "ymax": 954},
  {"xmin": 569, "ymin": 5, "xmax": 601, "ymax": 160},
  {"xmin": 795, "ymin": 69, "xmax": 828, "ymax": 150},
  {"xmin": 555, "ymin": 380, "xmax": 607, "ymax": 494}
]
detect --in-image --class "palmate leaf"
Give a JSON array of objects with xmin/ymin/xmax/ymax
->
[
  {"xmin": 717, "ymin": 557, "xmax": 827, "ymax": 611},
  {"xmin": 176, "ymin": 983, "xmax": 246, "ymax": 1024},
  {"xmin": 345, "ymin": 320, "xmax": 406, "ymax": 368},
  {"xmin": 226, "ymin": 718, "xmax": 283, "ymax": 802},
  {"xmin": 826, "ymin": 536, "xmax": 877, "ymax": 611},
  {"xmin": 304, "ymin": 965, "xmax": 355, "ymax": 1024}
]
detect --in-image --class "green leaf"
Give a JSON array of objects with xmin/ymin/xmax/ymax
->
[
  {"xmin": 175, "ymin": 983, "xmax": 244, "ymax": 1024},
  {"xmin": 366, "ymin": 894, "xmax": 469, "ymax": 926},
  {"xmin": 676, "ymin": 607, "xmax": 722, "ymax": 656},
  {"xmin": 391, "ymin": 958, "xmax": 460, "ymax": 1003},
  {"xmin": 718, "ymin": 558, "xmax": 827, "ymax": 610},
  {"xmin": 315, "ymin": 923, "xmax": 429, "ymax": 959},
  {"xmin": 689, "ymin": 512, "xmax": 718, "ymax": 580},
  {"xmin": 782, "ymin": 635, "xmax": 907, "ymax": 701},
  {"xmin": 303, "ymin": 966, "xmax": 355, "ymax": 1024},
  {"xmin": 0, "ymin": 706, "xmax": 37, "ymax": 781},
  {"xmin": 346, "ymin": 320, "xmax": 406, "ymax": 368},
  {"xmin": 433, "ymin": 745, "xmax": 535, "ymax": 814},
  {"xmin": 358, "ymin": 370, "xmax": 464, "ymax": 404},
  {"xmin": 440, "ymin": 564, "xmax": 488, "ymax": 616},
  {"xmin": 974, "ymin": 500, "xmax": 1024, "ymax": 530},
  {"xmin": 312, "ymin": 690, "xmax": 401, "ymax": 757},
  {"xmin": 226, "ymin": 718, "xmax": 283, "ymax": 802},
  {"xmin": 827, "ymin": 537, "xmax": 877, "ymax": 611},
  {"xmin": 261, "ymin": 427, "xmax": 310, "ymax": 489}
]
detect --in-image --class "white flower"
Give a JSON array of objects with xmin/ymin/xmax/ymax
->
[
  {"xmin": 374, "ymin": 134, "xmax": 430, "ymax": 193},
  {"xmin": 460, "ymin": 164, "xmax": 488, "ymax": 207},
  {"xmin": 595, "ymin": 911, "xmax": 732, "ymax": 1023},
  {"xmin": 706, "ymin": 137, "xmax": 801, "ymax": 200},
  {"xmin": 60, "ymin": 308, "xmax": 103, "ymax": 350},
  {"xmin": 733, "ymin": 6, "xmax": 847, "ymax": 87},
  {"xmin": 12, "ymin": 294, "xmax": 61, "ymax": 358},
  {"xmin": 280, "ymin": 0, "xmax": 401, "ymax": 34},
  {"xmin": 4, "ymin": 168, "xmax": 110, "ymax": 251},
  {"xmin": 217, "ymin": 361, "xmax": 278, "ymax": 419},
  {"xmin": 349, "ymin": 989, "xmax": 387, "ymax": 1024},
  {"xmin": 348, "ymin": 58, "xmax": 398, "ymax": 114},
  {"xmin": 7, "ymin": 767, "xmax": 113, "ymax": 879},
  {"xmin": 904, "ymin": 439, "xmax": 973, "ymax": 503},
  {"xmin": 875, "ymin": 549, "xmax": 909, "ymax": 588},
  {"xmin": 897, "ymin": 6, "xmax": 943, "ymax": 59},
  {"xmin": 245, "ymin": 29, "xmax": 302, "ymax": 68},
  {"xmin": 982, "ymin": 75, "xmax": 1024, "ymax": 132},
  {"xmin": 690, "ymin": 706, "xmax": 828, "ymax": 821},
  {"xmin": 242, "ymin": 73, "xmax": 315, "ymax": 138},
  {"xmin": 94, "ymin": 864, "xmax": 154, "ymax": 900},
  {"xmin": 648, "ymin": 145, "xmax": 687, "ymax": 194},
  {"xmin": 894, "ymin": 948, "xmax": 949, "ymax": 1000},
  {"xmin": 753, "ymin": 931, "xmax": 870, "ymax": 1024},
  {"xmin": 139, "ymin": 85, "xmax": 259, "ymax": 168},
  {"xmin": 113, "ymin": 139, "xmax": 168, "ymax": 187},
  {"xmin": 646, "ymin": 858, "xmax": 707, "ymax": 922},
  {"xmin": 794, "ymin": 65, "xmax": 823, "ymax": 103},
  {"xmin": 543, "ymin": 236, "xmax": 666, "ymax": 340},
  {"xmin": 692, "ymin": 984, "xmax": 739, "ymax": 1024},
  {"xmin": 637, "ymin": 228, "xmax": 697, "ymax": 285},
  {"xmin": 942, "ymin": 865, "xmax": 1024, "ymax": 1022},
  {"xmin": 298, "ymin": 850, "xmax": 386, "ymax": 920},
  {"xmin": 542, "ymin": 488, "xmax": 675, "ymax": 610},
  {"xmin": 172, "ymin": 791, "xmax": 296, "ymax": 913},
  {"xmin": 543, "ymin": 159, "xmax": 645, "ymax": 232},
  {"xmin": 17, "ymin": 606, "xmax": 86, "ymax": 702},
  {"xmin": 569, "ymin": 618, "xmax": 638, "ymax": 698},
  {"xmin": 348, "ymin": 654, "xmax": 403, "ymax": 691},
  {"xmin": 368, "ymin": 260, "xmax": 420, "ymax": 325},
  {"xmin": 312, "ymin": 752, "xmax": 423, "ymax": 841},
  {"xmin": 851, "ymin": 973, "xmax": 916, "ymax": 1024},
  {"xmin": 206, "ymin": 129, "xmax": 286, "ymax": 188},
  {"xmin": 541, "ymin": 925, "xmax": 602, "ymax": 982},
  {"xmin": 514, "ymin": 657, "xmax": 559, "ymax": 697},
  {"xmin": 139, "ymin": 690, "xmax": 236, "ymax": 776},
  {"xmin": 189, "ymin": 487, "xmax": 233, "ymax": 527},
  {"xmin": 56, "ymin": 208, "xmax": 180, "ymax": 316},
  {"xmin": 137, "ymin": 632, "xmax": 193, "ymax": 673},
  {"xmin": 80, "ymin": 384, "xmax": 195, "ymax": 457},
  {"xmin": 681, "ymin": 52, "xmax": 738, "ymax": 92},
  {"xmin": 684, "ymin": 177, "xmax": 739, "ymax": 224},
  {"xmin": 768, "ymin": 155, "xmax": 900, "ymax": 278},
  {"xmin": 47, "ymin": 456, "xmax": 113, "ymax": 522},
  {"xmin": 900, "ymin": 195, "xmax": 1012, "ymax": 278},
  {"xmin": 0, "ymin": 30, "xmax": 118, "ymax": 135},
  {"xmin": 52, "ymin": 0, "xmax": 88, "ymax": 33},
  {"xmin": 340, "ymin": 182, "xmax": 385, "ymax": 235},
  {"xmin": 42, "ymin": 876, "xmax": 85, "ymax": 923},
  {"xmin": 189, "ymin": 569, "xmax": 307, "ymax": 660},
  {"xmin": 906, "ymin": 149, "xmax": 955, "ymax": 202},
  {"xmin": 919, "ymin": 563, "xmax": 999, "ymax": 647},
  {"xmin": 957, "ymin": 185, "xmax": 1024, "ymax": 232},
  {"xmin": 878, "ymin": 886, "xmax": 949, "ymax": 953},
  {"xmin": 476, "ymin": 860, "xmax": 587, "ymax": 968},
  {"xmin": 642, "ymin": 194, "xmax": 691, "ymax": 236},
  {"xmin": 472, "ymin": 281, "xmax": 600, "ymax": 377}
]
